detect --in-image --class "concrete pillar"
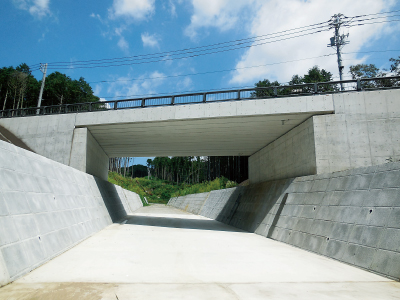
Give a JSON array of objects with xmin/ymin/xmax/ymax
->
[{"xmin": 69, "ymin": 128, "xmax": 109, "ymax": 180}]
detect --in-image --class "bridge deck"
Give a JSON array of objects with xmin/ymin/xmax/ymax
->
[{"xmin": 1, "ymin": 205, "xmax": 399, "ymax": 300}]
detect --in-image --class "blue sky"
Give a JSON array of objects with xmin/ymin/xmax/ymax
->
[{"xmin": 1, "ymin": 0, "xmax": 400, "ymax": 165}]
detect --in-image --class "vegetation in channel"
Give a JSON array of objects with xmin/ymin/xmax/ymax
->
[{"xmin": 108, "ymin": 171, "xmax": 237, "ymax": 205}]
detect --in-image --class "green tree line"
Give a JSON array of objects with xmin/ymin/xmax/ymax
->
[
  {"xmin": 0, "ymin": 63, "xmax": 99, "ymax": 111},
  {"xmin": 146, "ymin": 156, "xmax": 248, "ymax": 185},
  {"xmin": 253, "ymin": 56, "xmax": 400, "ymax": 97}
]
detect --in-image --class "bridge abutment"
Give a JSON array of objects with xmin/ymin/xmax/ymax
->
[{"xmin": 249, "ymin": 89, "xmax": 400, "ymax": 184}]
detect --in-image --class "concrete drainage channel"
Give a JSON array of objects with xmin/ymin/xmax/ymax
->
[{"xmin": 0, "ymin": 136, "xmax": 400, "ymax": 298}]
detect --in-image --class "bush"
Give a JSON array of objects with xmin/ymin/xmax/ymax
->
[{"xmin": 108, "ymin": 172, "xmax": 238, "ymax": 204}]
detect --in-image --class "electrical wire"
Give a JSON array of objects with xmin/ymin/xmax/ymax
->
[
  {"xmin": 48, "ymin": 25, "xmax": 330, "ymax": 68},
  {"xmin": 29, "ymin": 11, "xmax": 400, "ymax": 71},
  {"xmin": 29, "ymin": 21, "xmax": 330, "ymax": 69},
  {"xmin": 89, "ymin": 53, "xmax": 336, "ymax": 84},
  {"xmin": 28, "ymin": 10, "xmax": 400, "ymax": 75},
  {"xmin": 40, "ymin": 29, "xmax": 330, "ymax": 70},
  {"xmin": 32, "ymin": 11, "xmax": 400, "ymax": 69}
]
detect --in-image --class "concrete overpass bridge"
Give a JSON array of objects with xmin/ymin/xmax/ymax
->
[{"xmin": 1, "ymin": 77, "xmax": 399, "ymax": 183}]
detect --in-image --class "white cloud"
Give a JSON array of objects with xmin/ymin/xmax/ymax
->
[
  {"xmin": 227, "ymin": 0, "xmax": 397, "ymax": 84},
  {"xmin": 13, "ymin": 0, "xmax": 51, "ymax": 18},
  {"xmin": 185, "ymin": 0, "xmax": 255, "ymax": 39},
  {"xmin": 109, "ymin": 0, "xmax": 155, "ymax": 21},
  {"xmin": 184, "ymin": 0, "xmax": 396, "ymax": 83},
  {"xmin": 141, "ymin": 32, "xmax": 160, "ymax": 48},
  {"xmin": 177, "ymin": 77, "xmax": 193, "ymax": 90},
  {"xmin": 117, "ymin": 36, "xmax": 129, "ymax": 52},
  {"xmin": 168, "ymin": 0, "xmax": 177, "ymax": 17},
  {"xmin": 94, "ymin": 85, "xmax": 102, "ymax": 96},
  {"xmin": 108, "ymin": 71, "xmax": 166, "ymax": 98},
  {"xmin": 90, "ymin": 13, "xmax": 105, "ymax": 23}
]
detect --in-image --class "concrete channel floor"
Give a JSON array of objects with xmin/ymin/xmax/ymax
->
[{"xmin": 1, "ymin": 204, "xmax": 400, "ymax": 300}]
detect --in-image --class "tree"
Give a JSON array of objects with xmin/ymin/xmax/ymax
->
[
  {"xmin": 252, "ymin": 79, "xmax": 280, "ymax": 98},
  {"xmin": 390, "ymin": 56, "xmax": 400, "ymax": 75},
  {"xmin": 43, "ymin": 72, "xmax": 100, "ymax": 107},
  {"xmin": 0, "ymin": 63, "xmax": 100, "ymax": 112},
  {"xmin": 349, "ymin": 64, "xmax": 380, "ymax": 79},
  {"xmin": 303, "ymin": 66, "xmax": 333, "ymax": 83},
  {"xmin": 289, "ymin": 74, "xmax": 303, "ymax": 85},
  {"xmin": 287, "ymin": 66, "xmax": 336, "ymax": 93},
  {"xmin": 349, "ymin": 63, "xmax": 394, "ymax": 88}
]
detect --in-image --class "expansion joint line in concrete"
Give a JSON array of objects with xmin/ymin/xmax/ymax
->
[{"xmin": 199, "ymin": 192, "xmax": 212, "ymax": 214}]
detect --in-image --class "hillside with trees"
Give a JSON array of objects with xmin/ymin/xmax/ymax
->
[{"xmin": 0, "ymin": 63, "xmax": 98, "ymax": 111}]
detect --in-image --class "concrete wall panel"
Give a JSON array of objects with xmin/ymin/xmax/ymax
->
[
  {"xmin": 0, "ymin": 140, "xmax": 142, "ymax": 287},
  {"xmin": 249, "ymin": 118, "xmax": 317, "ymax": 183}
]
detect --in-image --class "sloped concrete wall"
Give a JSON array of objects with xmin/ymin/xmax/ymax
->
[
  {"xmin": 168, "ymin": 192, "xmax": 210, "ymax": 215},
  {"xmin": 0, "ymin": 140, "xmax": 142, "ymax": 287},
  {"xmin": 168, "ymin": 162, "xmax": 400, "ymax": 280}
]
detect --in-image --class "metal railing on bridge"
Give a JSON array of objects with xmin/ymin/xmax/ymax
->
[{"xmin": 1, "ymin": 76, "xmax": 399, "ymax": 118}]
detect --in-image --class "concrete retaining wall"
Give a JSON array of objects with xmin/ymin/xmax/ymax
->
[
  {"xmin": 168, "ymin": 162, "xmax": 400, "ymax": 280},
  {"xmin": 0, "ymin": 140, "xmax": 142, "ymax": 287}
]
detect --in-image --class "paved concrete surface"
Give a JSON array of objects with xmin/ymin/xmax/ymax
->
[
  {"xmin": 1, "ymin": 204, "xmax": 399, "ymax": 300},
  {"xmin": 169, "ymin": 162, "xmax": 400, "ymax": 280}
]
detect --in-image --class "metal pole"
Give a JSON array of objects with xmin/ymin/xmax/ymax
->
[
  {"xmin": 36, "ymin": 63, "xmax": 48, "ymax": 114},
  {"xmin": 335, "ymin": 19, "xmax": 344, "ymax": 90},
  {"xmin": 328, "ymin": 14, "xmax": 348, "ymax": 91}
]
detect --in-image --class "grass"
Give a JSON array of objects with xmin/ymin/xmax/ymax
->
[{"xmin": 108, "ymin": 172, "xmax": 237, "ymax": 205}]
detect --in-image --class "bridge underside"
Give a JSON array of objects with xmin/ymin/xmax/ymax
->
[
  {"xmin": 0, "ymin": 90, "xmax": 399, "ymax": 183},
  {"xmin": 84, "ymin": 113, "xmax": 320, "ymax": 157}
]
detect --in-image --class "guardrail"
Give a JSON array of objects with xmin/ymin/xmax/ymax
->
[{"xmin": 1, "ymin": 76, "xmax": 399, "ymax": 118}]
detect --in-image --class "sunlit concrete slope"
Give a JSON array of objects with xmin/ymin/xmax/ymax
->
[
  {"xmin": 0, "ymin": 139, "xmax": 143, "ymax": 287},
  {"xmin": 1, "ymin": 205, "xmax": 399, "ymax": 299}
]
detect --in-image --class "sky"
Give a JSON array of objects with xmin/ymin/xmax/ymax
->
[{"xmin": 1, "ymin": 0, "xmax": 400, "ymax": 165}]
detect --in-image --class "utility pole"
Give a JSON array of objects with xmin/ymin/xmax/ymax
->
[
  {"xmin": 36, "ymin": 63, "xmax": 48, "ymax": 114},
  {"xmin": 328, "ymin": 14, "xmax": 349, "ymax": 91}
]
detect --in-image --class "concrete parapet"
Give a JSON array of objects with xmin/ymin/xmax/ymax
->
[
  {"xmin": 169, "ymin": 161, "xmax": 400, "ymax": 280},
  {"xmin": 0, "ymin": 140, "xmax": 142, "ymax": 287}
]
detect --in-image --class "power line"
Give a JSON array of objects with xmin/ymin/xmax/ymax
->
[
  {"xmin": 53, "ymin": 25, "xmax": 331, "ymax": 67},
  {"xmin": 41, "ymin": 29, "xmax": 330, "ymax": 70},
  {"xmin": 345, "ymin": 49, "xmax": 400, "ymax": 54},
  {"xmin": 343, "ymin": 9, "xmax": 400, "ymax": 19},
  {"xmin": 89, "ymin": 53, "xmax": 337, "ymax": 84},
  {"xmin": 29, "ymin": 21, "xmax": 330, "ymax": 69},
  {"xmin": 28, "ymin": 10, "xmax": 400, "ymax": 73}
]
